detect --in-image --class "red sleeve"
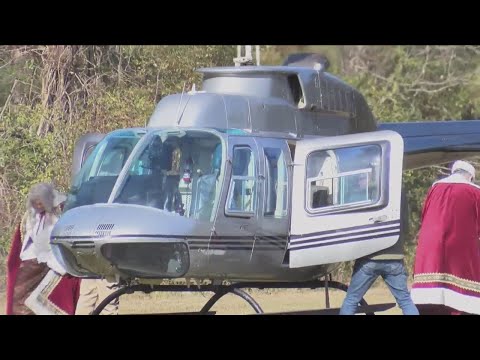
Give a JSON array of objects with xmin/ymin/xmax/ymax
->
[
  {"xmin": 476, "ymin": 190, "xmax": 480, "ymax": 237},
  {"xmin": 5, "ymin": 224, "xmax": 22, "ymax": 315}
]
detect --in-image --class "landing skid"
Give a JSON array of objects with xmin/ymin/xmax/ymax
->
[{"xmin": 91, "ymin": 278, "xmax": 393, "ymax": 315}]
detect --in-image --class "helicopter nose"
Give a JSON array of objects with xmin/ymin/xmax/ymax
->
[{"xmin": 51, "ymin": 203, "xmax": 194, "ymax": 280}]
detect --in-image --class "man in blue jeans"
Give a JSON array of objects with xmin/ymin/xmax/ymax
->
[{"xmin": 339, "ymin": 194, "xmax": 419, "ymax": 315}]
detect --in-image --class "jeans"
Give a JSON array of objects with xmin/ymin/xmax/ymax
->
[{"xmin": 339, "ymin": 258, "xmax": 419, "ymax": 315}]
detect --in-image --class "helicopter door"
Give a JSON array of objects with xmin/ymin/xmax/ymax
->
[
  {"xmin": 213, "ymin": 136, "xmax": 260, "ymax": 258},
  {"xmin": 71, "ymin": 133, "xmax": 105, "ymax": 180},
  {"xmin": 289, "ymin": 130, "xmax": 404, "ymax": 268}
]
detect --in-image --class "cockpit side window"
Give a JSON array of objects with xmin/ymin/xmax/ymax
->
[
  {"xmin": 65, "ymin": 131, "xmax": 143, "ymax": 211},
  {"xmin": 306, "ymin": 144, "xmax": 381, "ymax": 212},
  {"xmin": 82, "ymin": 145, "xmax": 96, "ymax": 166},
  {"xmin": 226, "ymin": 146, "xmax": 257, "ymax": 215},
  {"xmin": 97, "ymin": 147, "xmax": 128, "ymax": 176}
]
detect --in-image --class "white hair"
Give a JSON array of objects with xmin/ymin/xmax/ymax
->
[
  {"xmin": 26, "ymin": 182, "xmax": 56, "ymax": 215},
  {"xmin": 21, "ymin": 182, "xmax": 66, "ymax": 240}
]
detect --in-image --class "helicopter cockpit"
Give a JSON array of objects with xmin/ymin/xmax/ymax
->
[
  {"xmin": 112, "ymin": 129, "xmax": 224, "ymax": 222},
  {"xmin": 64, "ymin": 129, "xmax": 145, "ymax": 211}
]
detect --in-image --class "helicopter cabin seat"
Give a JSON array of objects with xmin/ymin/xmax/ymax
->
[{"xmin": 307, "ymin": 150, "xmax": 339, "ymax": 208}]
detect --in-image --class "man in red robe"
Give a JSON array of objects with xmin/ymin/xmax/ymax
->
[
  {"xmin": 411, "ymin": 160, "xmax": 480, "ymax": 315},
  {"xmin": 5, "ymin": 183, "xmax": 81, "ymax": 315}
]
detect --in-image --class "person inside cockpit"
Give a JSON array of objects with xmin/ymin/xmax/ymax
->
[
  {"xmin": 145, "ymin": 135, "xmax": 184, "ymax": 213},
  {"xmin": 163, "ymin": 138, "xmax": 184, "ymax": 214}
]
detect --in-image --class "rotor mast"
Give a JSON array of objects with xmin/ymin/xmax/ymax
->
[{"xmin": 234, "ymin": 45, "xmax": 261, "ymax": 66}]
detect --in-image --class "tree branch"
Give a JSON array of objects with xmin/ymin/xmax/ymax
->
[{"xmin": 0, "ymin": 79, "xmax": 18, "ymax": 122}]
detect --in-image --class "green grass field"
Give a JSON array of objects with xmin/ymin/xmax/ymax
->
[{"xmin": 0, "ymin": 281, "xmax": 402, "ymax": 315}]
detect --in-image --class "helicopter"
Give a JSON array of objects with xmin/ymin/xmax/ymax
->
[{"xmin": 49, "ymin": 46, "xmax": 480, "ymax": 315}]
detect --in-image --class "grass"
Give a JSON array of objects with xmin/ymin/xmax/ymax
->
[
  {"xmin": 117, "ymin": 287, "xmax": 401, "ymax": 315},
  {"xmin": 0, "ymin": 279, "xmax": 403, "ymax": 315}
]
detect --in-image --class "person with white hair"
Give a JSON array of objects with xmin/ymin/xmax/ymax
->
[
  {"xmin": 5, "ymin": 182, "xmax": 81, "ymax": 315},
  {"xmin": 411, "ymin": 160, "xmax": 480, "ymax": 315}
]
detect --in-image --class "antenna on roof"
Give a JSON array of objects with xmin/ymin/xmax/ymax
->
[{"xmin": 175, "ymin": 82, "xmax": 186, "ymax": 125}]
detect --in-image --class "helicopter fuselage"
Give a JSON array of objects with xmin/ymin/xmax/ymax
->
[
  {"xmin": 51, "ymin": 128, "xmax": 343, "ymax": 284},
  {"xmin": 51, "ymin": 65, "xmax": 407, "ymax": 285}
]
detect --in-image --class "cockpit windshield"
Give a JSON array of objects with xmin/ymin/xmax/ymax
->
[
  {"xmin": 113, "ymin": 130, "xmax": 224, "ymax": 222},
  {"xmin": 64, "ymin": 129, "xmax": 144, "ymax": 211}
]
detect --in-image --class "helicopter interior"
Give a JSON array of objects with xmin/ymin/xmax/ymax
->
[
  {"xmin": 306, "ymin": 144, "xmax": 381, "ymax": 212},
  {"xmin": 113, "ymin": 131, "xmax": 224, "ymax": 222}
]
